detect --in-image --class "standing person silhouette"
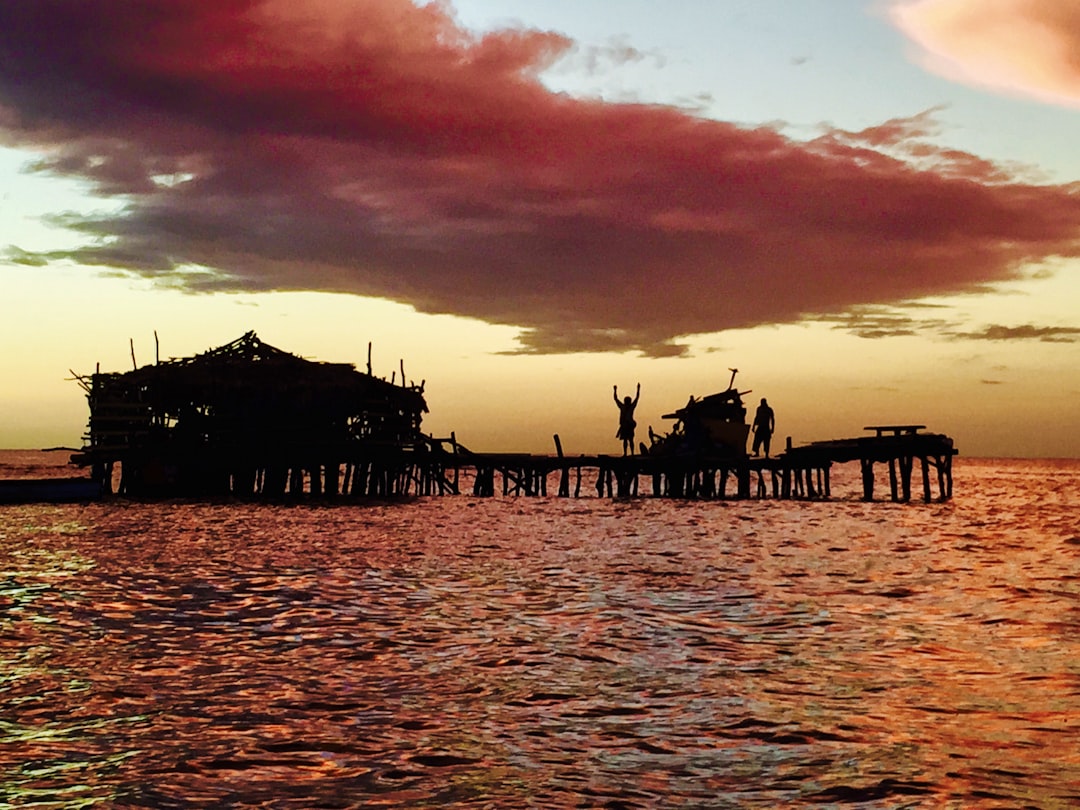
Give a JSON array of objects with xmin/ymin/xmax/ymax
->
[
  {"xmin": 751, "ymin": 397, "xmax": 775, "ymax": 457},
  {"xmin": 613, "ymin": 383, "xmax": 641, "ymax": 456}
]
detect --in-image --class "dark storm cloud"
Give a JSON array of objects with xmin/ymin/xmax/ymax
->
[{"xmin": 3, "ymin": 0, "xmax": 1080, "ymax": 355}]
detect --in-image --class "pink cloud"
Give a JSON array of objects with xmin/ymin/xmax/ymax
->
[
  {"xmin": 890, "ymin": 0, "xmax": 1080, "ymax": 107},
  {"xmin": 3, "ymin": 0, "xmax": 1080, "ymax": 355}
]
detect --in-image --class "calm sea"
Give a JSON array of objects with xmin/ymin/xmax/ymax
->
[{"xmin": 1, "ymin": 450, "xmax": 1078, "ymax": 808}]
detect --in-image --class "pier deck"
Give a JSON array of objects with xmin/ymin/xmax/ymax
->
[
  {"xmin": 68, "ymin": 335, "xmax": 955, "ymax": 503},
  {"xmin": 74, "ymin": 421, "xmax": 956, "ymax": 503},
  {"xmin": 444, "ymin": 424, "xmax": 956, "ymax": 503},
  {"xmin": 82, "ymin": 426, "xmax": 949, "ymax": 503}
]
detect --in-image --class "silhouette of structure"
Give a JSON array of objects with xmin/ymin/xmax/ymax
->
[
  {"xmin": 462, "ymin": 425, "xmax": 955, "ymax": 503},
  {"xmin": 459, "ymin": 372, "xmax": 955, "ymax": 504},
  {"xmin": 647, "ymin": 368, "xmax": 751, "ymax": 458},
  {"xmin": 71, "ymin": 332, "xmax": 433, "ymax": 496},
  {"xmin": 66, "ymin": 342, "xmax": 957, "ymax": 503}
]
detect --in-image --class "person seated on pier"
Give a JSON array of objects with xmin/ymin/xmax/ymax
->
[
  {"xmin": 613, "ymin": 383, "xmax": 641, "ymax": 456},
  {"xmin": 751, "ymin": 397, "xmax": 775, "ymax": 458}
]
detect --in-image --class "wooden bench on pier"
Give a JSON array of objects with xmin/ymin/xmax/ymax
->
[{"xmin": 864, "ymin": 424, "xmax": 926, "ymax": 437}]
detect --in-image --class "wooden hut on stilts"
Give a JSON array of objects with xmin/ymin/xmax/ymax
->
[{"xmin": 70, "ymin": 331, "xmax": 440, "ymax": 497}]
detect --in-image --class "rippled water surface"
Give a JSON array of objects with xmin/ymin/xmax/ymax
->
[{"xmin": 2, "ymin": 455, "xmax": 1079, "ymax": 808}]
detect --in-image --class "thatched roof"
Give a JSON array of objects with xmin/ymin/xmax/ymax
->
[{"xmin": 89, "ymin": 331, "xmax": 427, "ymax": 415}]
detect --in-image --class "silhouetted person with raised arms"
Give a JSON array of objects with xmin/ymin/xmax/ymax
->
[
  {"xmin": 751, "ymin": 397, "xmax": 775, "ymax": 458},
  {"xmin": 614, "ymin": 383, "xmax": 640, "ymax": 456}
]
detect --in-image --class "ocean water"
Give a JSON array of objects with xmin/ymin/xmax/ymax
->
[{"xmin": 1, "ymin": 451, "xmax": 1078, "ymax": 808}]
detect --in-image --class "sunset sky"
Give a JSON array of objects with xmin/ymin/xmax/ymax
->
[{"xmin": 2, "ymin": 0, "xmax": 1079, "ymax": 457}]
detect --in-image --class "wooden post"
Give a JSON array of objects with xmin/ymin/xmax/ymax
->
[
  {"xmin": 450, "ymin": 432, "xmax": 460, "ymax": 493},
  {"xmin": 860, "ymin": 459, "xmax": 874, "ymax": 501},
  {"xmin": 322, "ymin": 462, "xmax": 337, "ymax": 496},
  {"xmin": 936, "ymin": 453, "xmax": 953, "ymax": 500},
  {"xmin": 700, "ymin": 469, "xmax": 716, "ymax": 499},
  {"xmin": 555, "ymin": 434, "xmax": 570, "ymax": 497},
  {"xmin": 352, "ymin": 463, "xmax": 368, "ymax": 496},
  {"xmin": 899, "ymin": 455, "xmax": 913, "ymax": 502},
  {"xmin": 473, "ymin": 466, "xmax": 491, "ymax": 496},
  {"xmin": 264, "ymin": 465, "xmax": 287, "ymax": 497},
  {"xmin": 233, "ymin": 466, "xmax": 256, "ymax": 496}
]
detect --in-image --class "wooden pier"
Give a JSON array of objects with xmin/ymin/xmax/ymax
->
[
  {"xmin": 68, "ymin": 334, "xmax": 956, "ymax": 504},
  {"xmin": 91, "ymin": 425, "xmax": 952, "ymax": 503},
  {"xmin": 436, "ymin": 423, "xmax": 956, "ymax": 503},
  {"xmin": 778, "ymin": 424, "xmax": 956, "ymax": 503}
]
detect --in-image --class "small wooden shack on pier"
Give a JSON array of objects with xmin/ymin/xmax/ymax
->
[{"xmin": 71, "ymin": 332, "xmax": 431, "ymax": 496}]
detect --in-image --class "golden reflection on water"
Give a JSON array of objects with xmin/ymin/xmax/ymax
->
[{"xmin": 0, "ymin": 459, "xmax": 1078, "ymax": 807}]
